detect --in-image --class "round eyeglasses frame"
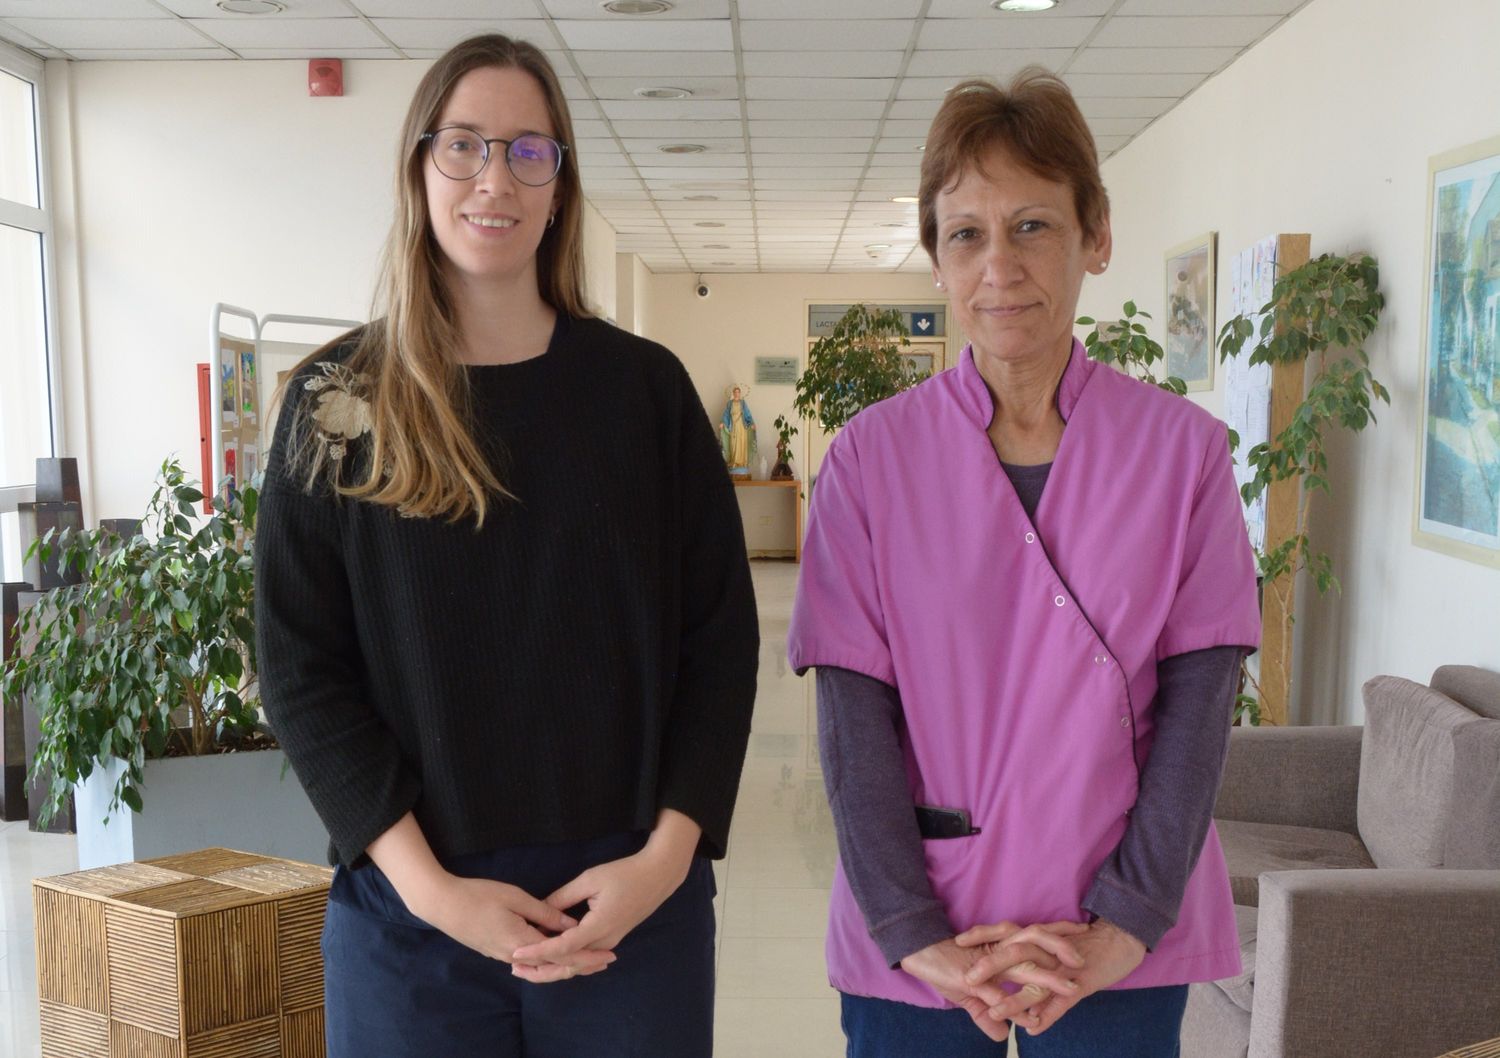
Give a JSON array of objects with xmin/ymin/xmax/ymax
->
[{"xmin": 421, "ymin": 126, "xmax": 569, "ymax": 187}]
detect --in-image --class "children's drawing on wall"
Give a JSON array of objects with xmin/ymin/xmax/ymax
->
[
  {"xmin": 1164, "ymin": 232, "xmax": 1216, "ymax": 392},
  {"xmin": 239, "ymin": 350, "xmax": 259, "ymax": 423},
  {"xmin": 1417, "ymin": 137, "xmax": 1500, "ymax": 567},
  {"xmin": 219, "ymin": 346, "xmax": 239, "ymax": 427}
]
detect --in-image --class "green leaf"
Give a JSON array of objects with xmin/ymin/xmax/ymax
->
[{"xmin": 121, "ymin": 785, "xmax": 144, "ymax": 813}]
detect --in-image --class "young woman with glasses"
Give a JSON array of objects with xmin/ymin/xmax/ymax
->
[{"xmin": 254, "ymin": 34, "xmax": 758, "ymax": 1057}]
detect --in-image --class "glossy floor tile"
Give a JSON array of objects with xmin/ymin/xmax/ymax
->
[{"xmin": 0, "ymin": 560, "xmax": 858, "ymax": 1056}]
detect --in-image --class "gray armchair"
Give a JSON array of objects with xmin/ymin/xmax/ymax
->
[{"xmin": 1182, "ymin": 666, "xmax": 1500, "ymax": 1058}]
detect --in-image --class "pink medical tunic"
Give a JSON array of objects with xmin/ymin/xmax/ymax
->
[{"xmin": 787, "ymin": 339, "xmax": 1261, "ymax": 1007}]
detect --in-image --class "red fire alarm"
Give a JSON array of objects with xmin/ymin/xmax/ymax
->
[{"xmin": 309, "ymin": 58, "xmax": 343, "ymax": 97}]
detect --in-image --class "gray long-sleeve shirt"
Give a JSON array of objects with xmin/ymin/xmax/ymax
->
[{"xmin": 815, "ymin": 460, "xmax": 1244, "ymax": 964}]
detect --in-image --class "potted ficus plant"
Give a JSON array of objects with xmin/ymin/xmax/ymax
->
[
  {"xmin": 792, "ymin": 303, "xmax": 927, "ymax": 435},
  {"xmin": 0, "ymin": 457, "xmax": 326, "ymax": 868},
  {"xmin": 771, "ymin": 414, "xmax": 799, "ymax": 481}
]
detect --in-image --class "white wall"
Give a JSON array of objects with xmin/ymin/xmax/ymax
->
[
  {"xmin": 641, "ymin": 271, "xmax": 953, "ymax": 554},
  {"xmin": 580, "ymin": 198, "xmax": 616, "ymax": 322},
  {"xmin": 1092, "ymin": 0, "xmax": 1500, "ymax": 722},
  {"xmin": 44, "ymin": 58, "xmax": 616, "ymax": 522}
]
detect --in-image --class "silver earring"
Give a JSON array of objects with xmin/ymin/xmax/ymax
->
[
  {"xmin": 1099, "ymin": 261, "xmax": 1108, "ymax": 271},
  {"xmin": 935, "ymin": 280, "xmax": 944, "ymax": 289},
  {"xmin": 547, "ymin": 213, "xmax": 556, "ymax": 229}
]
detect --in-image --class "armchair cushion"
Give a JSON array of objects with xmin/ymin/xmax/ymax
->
[
  {"xmin": 1358, "ymin": 676, "xmax": 1480, "ymax": 869},
  {"xmin": 1431, "ymin": 664, "xmax": 1500, "ymax": 720},
  {"xmin": 1216, "ymin": 819, "xmax": 1373, "ymax": 907},
  {"xmin": 1445, "ymin": 716, "xmax": 1500, "ymax": 869}
]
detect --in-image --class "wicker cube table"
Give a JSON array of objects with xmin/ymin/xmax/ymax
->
[{"xmin": 33, "ymin": 847, "xmax": 333, "ymax": 1058}]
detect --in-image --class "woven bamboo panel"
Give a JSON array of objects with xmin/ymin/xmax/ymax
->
[
  {"xmin": 186, "ymin": 1015, "xmax": 281, "ymax": 1058},
  {"xmin": 34, "ymin": 848, "xmax": 333, "ymax": 1058},
  {"xmin": 34, "ymin": 887, "xmax": 108, "ymax": 1012},
  {"xmin": 276, "ymin": 891, "xmax": 327, "ymax": 1013},
  {"xmin": 282, "ymin": 1009, "xmax": 324, "ymax": 1058},
  {"xmin": 38, "ymin": 999, "xmax": 108, "ymax": 1058}
]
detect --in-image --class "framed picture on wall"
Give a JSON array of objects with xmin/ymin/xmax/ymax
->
[
  {"xmin": 1413, "ymin": 134, "xmax": 1500, "ymax": 569},
  {"xmin": 1163, "ymin": 232, "xmax": 1217, "ymax": 392}
]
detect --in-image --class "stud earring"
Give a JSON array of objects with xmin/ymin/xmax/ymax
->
[
  {"xmin": 935, "ymin": 280, "xmax": 944, "ymax": 289},
  {"xmin": 1099, "ymin": 260, "xmax": 1108, "ymax": 271}
]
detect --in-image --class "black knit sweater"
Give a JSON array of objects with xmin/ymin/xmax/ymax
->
[{"xmin": 254, "ymin": 314, "xmax": 759, "ymax": 868}]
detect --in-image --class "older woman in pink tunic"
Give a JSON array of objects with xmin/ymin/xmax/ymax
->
[{"xmin": 788, "ymin": 70, "xmax": 1260, "ymax": 1057}]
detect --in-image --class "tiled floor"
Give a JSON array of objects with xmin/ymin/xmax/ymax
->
[{"xmin": 0, "ymin": 560, "xmax": 849, "ymax": 1057}]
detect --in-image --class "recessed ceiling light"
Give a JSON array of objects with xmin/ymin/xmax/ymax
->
[
  {"xmin": 684, "ymin": 194, "xmax": 719, "ymax": 201},
  {"xmin": 695, "ymin": 221, "xmax": 725, "ymax": 228},
  {"xmin": 217, "ymin": 0, "xmax": 285, "ymax": 11},
  {"xmin": 659, "ymin": 143, "xmax": 707, "ymax": 154},
  {"xmin": 712, "ymin": 261, "xmax": 734, "ymax": 266},
  {"xmin": 865, "ymin": 243, "xmax": 892, "ymax": 251},
  {"xmin": 891, "ymin": 196, "xmax": 918, "ymax": 203},
  {"xmin": 635, "ymin": 86, "xmax": 693, "ymax": 100},
  {"xmin": 703, "ymin": 243, "xmax": 731, "ymax": 249},
  {"xmin": 879, "ymin": 222, "xmax": 909, "ymax": 228},
  {"xmin": 915, "ymin": 144, "xmax": 926, "ymax": 151},
  {"xmin": 992, "ymin": 0, "xmax": 1058, "ymax": 10},
  {"xmin": 602, "ymin": 0, "xmax": 674, "ymax": 13}
]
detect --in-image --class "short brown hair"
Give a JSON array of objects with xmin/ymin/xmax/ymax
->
[{"xmin": 919, "ymin": 68, "xmax": 1108, "ymax": 260}]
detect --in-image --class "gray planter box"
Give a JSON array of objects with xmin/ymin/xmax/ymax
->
[{"xmin": 74, "ymin": 748, "xmax": 329, "ymax": 870}]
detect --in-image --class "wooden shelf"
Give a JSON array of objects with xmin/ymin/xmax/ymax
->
[{"xmin": 730, "ymin": 478, "xmax": 801, "ymax": 561}]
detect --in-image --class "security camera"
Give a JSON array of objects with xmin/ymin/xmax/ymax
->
[{"xmin": 695, "ymin": 282, "xmax": 711, "ymax": 299}]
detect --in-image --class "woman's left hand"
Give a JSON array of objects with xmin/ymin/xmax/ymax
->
[
  {"xmin": 958, "ymin": 918, "xmax": 1146, "ymax": 1035},
  {"xmin": 509, "ymin": 810, "xmax": 701, "ymax": 984}
]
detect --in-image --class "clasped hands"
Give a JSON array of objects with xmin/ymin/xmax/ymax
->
[
  {"xmin": 411, "ymin": 843, "xmax": 691, "ymax": 984},
  {"xmin": 898, "ymin": 918, "xmax": 1147, "ymax": 1042}
]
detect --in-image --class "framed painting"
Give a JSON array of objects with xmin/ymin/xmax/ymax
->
[
  {"xmin": 1414, "ymin": 134, "xmax": 1500, "ymax": 568},
  {"xmin": 1164, "ymin": 232, "xmax": 1217, "ymax": 392}
]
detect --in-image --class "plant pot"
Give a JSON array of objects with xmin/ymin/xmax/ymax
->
[{"xmin": 73, "ymin": 748, "xmax": 329, "ymax": 870}]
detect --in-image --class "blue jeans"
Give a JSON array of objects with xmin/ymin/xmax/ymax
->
[
  {"xmin": 841, "ymin": 985, "xmax": 1189, "ymax": 1058},
  {"xmin": 322, "ymin": 831, "xmax": 717, "ymax": 1057}
]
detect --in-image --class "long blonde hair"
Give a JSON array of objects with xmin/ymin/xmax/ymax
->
[{"xmin": 291, "ymin": 34, "xmax": 590, "ymax": 525}]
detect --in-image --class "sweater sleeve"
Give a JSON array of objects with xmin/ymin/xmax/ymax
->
[
  {"xmin": 655, "ymin": 364, "xmax": 759, "ymax": 859},
  {"xmin": 817, "ymin": 666, "xmax": 952, "ymax": 966},
  {"xmin": 1080, "ymin": 645, "xmax": 1243, "ymax": 948},
  {"xmin": 254, "ymin": 375, "xmax": 422, "ymax": 867}
]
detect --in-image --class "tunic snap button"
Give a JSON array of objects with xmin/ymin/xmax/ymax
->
[
  {"xmin": 1120, "ymin": 716, "xmax": 1130, "ymax": 728},
  {"xmin": 1054, "ymin": 595, "xmax": 1065, "ymax": 607},
  {"xmin": 1024, "ymin": 532, "xmax": 1036, "ymax": 543},
  {"xmin": 1094, "ymin": 654, "xmax": 1108, "ymax": 666}
]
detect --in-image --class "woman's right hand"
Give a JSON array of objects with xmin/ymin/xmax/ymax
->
[
  {"xmin": 409, "ymin": 873, "xmax": 618, "ymax": 977},
  {"xmin": 898, "ymin": 939, "xmax": 1015, "ymax": 1042}
]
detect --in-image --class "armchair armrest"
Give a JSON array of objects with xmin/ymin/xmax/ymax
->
[
  {"xmin": 1214, "ymin": 725, "xmax": 1362, "ymax": 834},
  {"xmin": 1249, "ymin": 869, "xmax": 1500, "ymax": 1058}
]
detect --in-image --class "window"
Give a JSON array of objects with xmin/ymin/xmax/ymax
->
[{"xmin": 0, "ymin": 42, "xmax": 56, "ymax": 583}]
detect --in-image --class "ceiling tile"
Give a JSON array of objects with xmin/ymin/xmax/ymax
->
[
  {"xmin": 1062, "ymin": 71, "xmax": 1207, "ymax": 96},
  {"xmin": 5, "ymin": 18, "xmax": 206, "ymax": 49},
  {"xmin": 745, "ymin": 77, "xmax": 894, "ymax": 101},
  {"xmin": 555, "ymin": 20, "xmax": 733, "ymax": 51},
  {"xmin": 65, "ymin": 48, "xmax": 231, "ymax": 59},
  {"xmin": 879, "ymin": 119, "xmax": 933, "ymax": 136},
  {"xmin": 917, "ymin": 17, "xmax": 1097, "ymax": 49},
  {"xmin": 190, "ymin": 17, "xmax": 385, "ymax": 49},
  {"xmin": 1071, "ymin": 46, "xmax": 1240, "ymax": 74},
  {"xmin": 368, "ymin": 18, "xmax": 557, "ymax": 51},
  {"xmin": 739, "ymin": 20, "xmax": 914, "ymax": 51},
  {"xmin": 886, "ymin": 99, "xmax": 941, "ymax": 119},
  {"xmin": 621, "ymin": 137, "xmax": 744, "ymax": 152},
  {"xmin": 903, "ymin": 47, "xmax": 1076, "ymax": 78},
  {"xmin": 0, "ymin": 0, "xmax": 158, "ymax": 13},
  {"xmin": 570, "ymin": 50, "xmax": 737, "ymax": 77},
  {"xmin": 1117, "ymin": 0, "xmax": 1303, "ymax": 13},
  {"xmin": 1075, "ymin": 96, "xmax": 1175, "ymax": 119},
  {"xmin": 1093, "ymin": 135, "xmax": 1130, "ymax": 150},
  {"xmin": 235, "ymin": 48, "xmax": 399, "ymax": 59},
  {"xmin": 160, "ymin": 0, "xmax": 355, "ymax": 14},
  {"xmin": 748, "ymin": 119, "xmax": 879, "ymax": 137},
  {"xmin": 1090, "ymin": 15, "xmax": 1281, "ymax": 47},
  {"xmin": 751, "ymin": 153, "xmax": 868, "ymax": 168},
  {"xmin": 610, "ymin": 119, "xmax": 744, "ymax": 138},
  {"xmin": 542, "ymin": 0, "xmax": 730, "ymax": 17},
  {"xmin": 746, "ymin": 99, "xmax": 886, "ymax": 119},
  {"xmin": 586, "ymin": 75, "xmax": 740, "ymax": 100},
  {"xmin": 751, "ymin": 135, "xmax": 869, "ymax": 153},
  {"xmin": 599, "ymin": 99, "xmax": 742, "ymax": 120},
  {"xmin": 1086, "ymin": 116, "xmax": 1151, "ymax": 137},
  {"xmin": 738, "ymin": 0, "xmax": 921, "ymax": 14},
  {"xmin": 635, "ymin": 166, "xmax": 750, "ymax": 179},
  {"xmin": 927, "ymin": 0, "xmax": 1117, "ymax": 12},
  {"xmin": 350, "ymin": 0, "xmax": 539, "ymax": 14},
  {"xmin": 743, "ymin": 51, "xmax": 904, "ymax": 78}
]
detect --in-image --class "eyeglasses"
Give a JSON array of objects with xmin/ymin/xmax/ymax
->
[{"xmin": 421, "ymin": 126, "xmax": 568, "ymax": 186}]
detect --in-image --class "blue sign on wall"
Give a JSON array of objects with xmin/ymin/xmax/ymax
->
[{"xmin": 909, "ymin": 312, "xmax": 936, "ymax": 337}]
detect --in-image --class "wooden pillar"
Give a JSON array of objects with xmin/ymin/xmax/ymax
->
[{"xmin": 1258, "ymin": 233, "xmax": 1311, "ymax": 726}]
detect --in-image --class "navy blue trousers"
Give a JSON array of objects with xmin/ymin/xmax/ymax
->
[
  {"xmin": 841, "ymin": 985, "xmax": 1189, "ymax": 1058},
  {"xmin": 321, "ymin": 831, "xmax": 717, "ymax": 1057}
]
